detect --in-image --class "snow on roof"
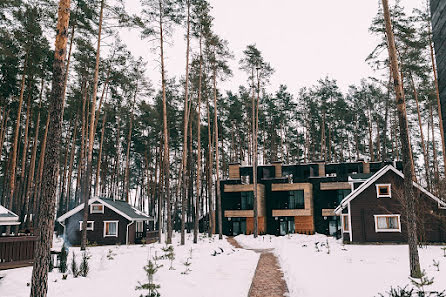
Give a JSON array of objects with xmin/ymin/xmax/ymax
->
[{"xmin": 57, "ymin": 197, "xmax": 153, "ymax": 222}]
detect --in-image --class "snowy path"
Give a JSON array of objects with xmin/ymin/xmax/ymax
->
[{"xmin": 227, "ymin": 237, "xmax": 289, "ymax": 297}]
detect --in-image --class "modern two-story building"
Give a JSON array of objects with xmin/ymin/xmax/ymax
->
[{"xmin": 220, "ymin": 160, "xmax": 403, "ymax": 237}]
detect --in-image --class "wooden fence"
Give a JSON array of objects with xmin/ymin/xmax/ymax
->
[
  {"xmin": 0, "ymin": 236, "xmax": 37, "ymax": 270},
  {"xmin": 146, "ymin": 230, "xmax": 160, "ymax": 244}
]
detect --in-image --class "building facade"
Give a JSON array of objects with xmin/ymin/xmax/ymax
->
[
  {"xmin": 431, "ymin": 0, "xmax": 446, "ymax": 140},
  {"xmin": 220, "ymin": 160, "xmax": 402, "ymax": 236},
  {"xmin": 335, "ymin": 166, "xmax": 446, "ymax": 243}
]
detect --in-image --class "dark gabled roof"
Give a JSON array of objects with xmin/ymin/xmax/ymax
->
[
  {"xmin": 100, "ymin": 198, "xmax": 150, "ymax": 220},
  {"xmin": 0, "ymin": 204, "xmax": 20, "ymax": 225},
  {"xmin": 57, "ymin": 197, "xmax": 152, "ymax": 222},
  {"xmin": 335, "ymin": 165, "xmax": 446, "ymax": 214}
]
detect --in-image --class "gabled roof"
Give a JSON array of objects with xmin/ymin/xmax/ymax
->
[
  {"xmin": 0, "ymin": 204, "xmax": 20, "ymax": 225},
  {"xmin": 57, "ymin": 197, "xmax": 152, "ymax": 223},
  {"xmin": 335, "ymin": 165, "xmax": 446, "ymax": 214}
]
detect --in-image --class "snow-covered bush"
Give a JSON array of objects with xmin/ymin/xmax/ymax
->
[
  {"xmin": 79, "ymin": 252, "xmax": 90, "ymax": 277},
  {"xmin": 71, "ymin": 252, "xmax": 79, "ymax": 278},
  {"xmin": 59, "ymin": 244, "xmax": 68, "ymax": 273}
]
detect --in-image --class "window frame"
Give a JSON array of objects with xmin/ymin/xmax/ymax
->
[
  {"xmin": 374, "ymin": 214, "xmax": 401, "ymax": 233},
  {"xmin": 341, "ymin": 214, "xmax": 349, "ymax": 232},
  {"xmin": 103, "ymin": 220, "xmax": 119, "ymax": 237},
  {"xmin": 288, "ymin": 190, "xmax": 305, "ymax": 209},
  {"xmin": 376, "ymin": 184, "xmax": 392, "ymax": 198},
  {"xmin": 90, "ymin": 203, "xmax": 104, "ymax": 214},
  {"xmin": 79, "ymin": 221, "xmax": 94, "ymax": 231}
]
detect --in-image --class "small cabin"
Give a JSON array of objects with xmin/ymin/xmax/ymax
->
[
  {"xmin": 335, "ymin": 165, "xmax": 446, "ymax": 243},
  {"xmin": 57, "ymin": 197, "xmax": 153, "ymax": 246},
  {"xmin": 0, "ymin": 204, "xmax": 20, "ymax": 233}
]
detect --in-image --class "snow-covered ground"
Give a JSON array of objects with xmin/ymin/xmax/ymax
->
[
  {"xmin": 236, "ymin": 234, "xmax": 446, "ymax": 297},
  {"xmin": 0, "ymin": 233, "xmax": 259, "ymax": 297}
]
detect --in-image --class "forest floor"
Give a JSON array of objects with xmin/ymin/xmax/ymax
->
[
  {"xmin": 0, "ymin": 233, "xmax": 258, "ymax": 297},
  {"xmin": 236, "ymin": 234, "xmax": 446, "ymax": 297}
]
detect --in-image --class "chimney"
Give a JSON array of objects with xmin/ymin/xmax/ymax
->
[
  {"xmin": 362, "ymin": 161, "xmax": 370, "ymax": 174},
  {"xmin": 229, "ymin": 163, "xmax": 241, "ymax": 179},
  {"xmin": 272, "ymin": 161, "xmax": 282, "ymax": 178},
  {"xmin": 318, "ymin": 162, "xmax": 326, "ymax": 177}
]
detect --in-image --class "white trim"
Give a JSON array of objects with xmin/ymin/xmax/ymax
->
[
  {"xmin": 79, "ymin": 221, "xmax": 94, "ymax": 231},
  {"xmin": 335, "ymin": 165, "xmax": 446, "ymax": 214},
  {"xmin": 90, "ymin": 203, "xmax": 104, "ymax": 214},
  {"xmin": 57, "ymin": 197, "xmax": 151, "ymax": 222},
  {"xmin": 374, "ymin": 214, "xmax": 401, "ymax": 233},
  {"xmin": 341, "ymin": 214, "xmax": 350, "ymax": 232},
  {"xmin": 126, "ymin": 221, "xmax": 133, "ymax": 245},
  {"xmin": 104, "ymin": 220, "xmax": 119, "ymax": 237},
  {"xmin": 376, "ymin": 184, "xmax": 391, "ymax": 198},
  {"xmin": 348, "ymin": 202, "xmax": 353, "ymax": 242}
]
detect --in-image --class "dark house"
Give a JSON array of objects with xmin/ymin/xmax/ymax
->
[
  {"xmin": 220, "ymin": 160, "xmax": 402, "ymax": 236},
  {"xmin": 57, "ymin": 197, "xmax": 153, "ymax": 246},
  {"xmin": 335, "ymin": 165, "xmax": 446, "ymax": 243}
]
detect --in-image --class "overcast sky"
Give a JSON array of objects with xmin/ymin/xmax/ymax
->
[{"xmin": 121, "ymin": 0, "xmax": 423, "ymax": 96}]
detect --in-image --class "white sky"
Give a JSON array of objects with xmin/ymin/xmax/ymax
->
[{"xmin": 121, "ymin": 0, "xmax": 423, "ymax": 96}]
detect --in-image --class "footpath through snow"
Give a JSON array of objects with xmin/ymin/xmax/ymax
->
[
  {"xmin": 236, "ymin": 233, "xmax": 446, "ymax": 297},
  {"xmin": 0, "ymin": 233, "xmax": 259, "ymax": 297}
]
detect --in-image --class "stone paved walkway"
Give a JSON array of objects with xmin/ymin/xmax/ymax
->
[{"xmin": 227, "ymin": 237, "xmax": 289, "ymax": 297}]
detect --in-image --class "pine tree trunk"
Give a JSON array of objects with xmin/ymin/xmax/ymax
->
[
  {"xmin": 65, "ymin": 113, "xmax": 78, "ymax": 212},
  {"xmin": 30, "ymin": 1, "xmax": 70, "ymax": 295},
  {"xmin": 124, "ymin": 91, "xmax": 137, "ymax": 202},
  {"xmin": 430, "ymin": 102, "xmax": 439, "ymax": 186},
  {"xmin": 6, "ymin": 56, "xmax": 27, "ymax": 234},
  {"xmin": 194, "ymin": 35, "xmax": 203, "ymax": 244},
  {"xmin": 368, "ymin": 108, "xmax": 374, "ymax": 162},
  {"xmin": 382, "ymin": 0, "xmax": 421, "ymax": 278},
  {"xmin": 251, "ymin": 67, "xmax": 258, "ymax": 238},
  {"xmin": 158, "ymin": 0, "xmax": 172, "ymax": 244},
  {"xmin": 81, "ymin": 0, "xmax": 104, "ymax": 250},
  {"xmin": 410, "ymin": 74, "xmax": 430, "ymax": 190},
  {"xmin": 180, "ymin": 0, "xmax": 191, "ymax": 246},
  {"xmin": 95, "ymin": 113, "xmax": 106, "ymax": 196},
  {"xmin": 206, "ymin": 95, "xmax": 214, "ymax": 237}
]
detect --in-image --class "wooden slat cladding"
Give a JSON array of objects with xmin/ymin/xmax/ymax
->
[
  {"xmin": 228, "ymin": 164, "xmax": 240, "ymax": 179},
  {"xmin": 224, "ymin": 184, "xmax": 254, "ymax": 192},
  {"xmin": 294, "ymin": 216, "xmax": 315, "ymax": 233},
  {"xmin": 0, "ymin": 236, "xmax": 37, "ymax": 270},
  {"xmin": 224, "ymin": 210, "xmax": 254, "ymax": 217},
  {"xmin": 246, "ymin": 217, "xmax": 266, "ymax": 234},
  {"xmin": 321, "ymin": 209, "xmax": 336, "ymax": 216},
  {"xmin": 320, "ymin": 182, "xmax": 351, "ymax": 190},
  {"xmin": 272, "ymin": 209, "xmax": 311, "ymax": 216},
  {"xmin": 271, "ymin": 183, "xmax": 311, "ymax": 192}
]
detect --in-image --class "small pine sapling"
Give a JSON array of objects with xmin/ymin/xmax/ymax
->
[
  {"xmin": 59, "ymin": 244, "xmax": 68, "ymax": 273},
  {"xmin": 326, "ymin": 239, "xmax": 330, "ymax": 255},
  {"xmin": 107, "ymin": 249, "xmax": 116, "ymax": 260},
  {"xmin": 79, "ymin": 251, "xmax": 90, "ymax": 277},
  {"xmin": 314, "ymin": 242, "xmax": 321, "ymax": 252},
  {"xmin": 410, "ymin": 270, "xmax": 434, "ymax": 295},
  {"xmin": 136, "ymin": 260, "xmax": 161, "ymax": 297},
  {"xmin": 377, "ymin": 285, "xmax": 413, "ymax": 297},
  {"xmin": 71, "ymin": 252, "xmax": 79, "ymax": 278},
  {"xmin": 62, "ymin": 274, "xmax": 68, "ymax": 280},
  {"xmin": 433, "ymin": 259, "xmax": 440, "ymax": 272},
  {"xmin": 189, "ymin": 248, "xmax": 193, "ymax": 259},
  {"xmin": 141, "ymin": 238, "xmax": 147, "ymax": 247},
  {"xmin": 442, "ymin": 247, "xmax": 446, "ymax": 258},
  {"xmin": 166, "ymin": 247, "xmax": 175, "ymax": 270},
  {"xmin": 181, "ymin": 257, "xmax": 192, "ymax": 275}
]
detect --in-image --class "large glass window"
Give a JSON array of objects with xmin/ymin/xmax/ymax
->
[
  {"xmin": 374, "ymin": 215, "xmax": 400, "ymax": 232},
  {"xmin": 288, "ymin": 190, "xmax": 304, "ymax": 209},
  {"xmin": 104, "ymin": 221, "xmax": 118, "ymax": 237},
  {"xmin": 241, "ymin": 192, "xmax": 254, "ymax": 210}
]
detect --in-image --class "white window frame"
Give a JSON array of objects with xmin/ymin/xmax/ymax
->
[
  {"xmin": 376, "ymin": 184, "xmax": 392, "ymax": 198},
  {"xmin": 103, "ymin": 220, "xmax": 119, "ymax": 237},
  {"xmin": 79, "ymin": 221, "xmax": 94, "ymax": 231},
  {"xmin": 90, "ymin": 203, "xmax": 104, "ymax": 214},
  {"xmin": 341, "ymin": 214, "xmax": 350, "ymax": 232},
  {"xmin": 374, "ymin": 214, "xmax": 401, "ymax": 232},
  {"xmin": 136, "ymin": 221, "xmax": 144, "ymax": 232}
]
